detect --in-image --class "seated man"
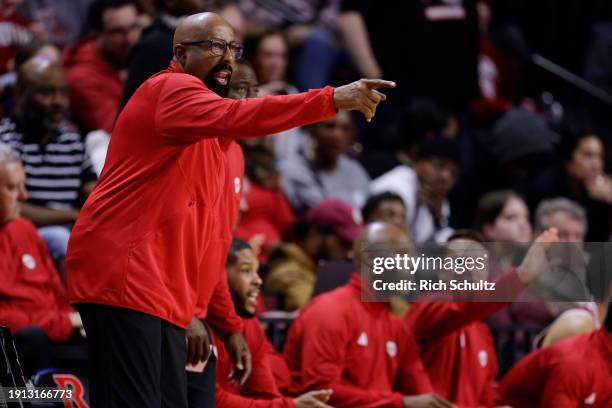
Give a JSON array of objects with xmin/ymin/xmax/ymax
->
[
  {"xmin": 0, "ymin": 142, "xmax": 84, "ymax": 374},
  {"xmin": 405, "ymin": 228, "xmax": 559, "ymax": 407},
  {"xmin": 370, "ymin": 134, "xmax": 459, "ymax": 243},
  {"xmin": 0, "ymin": 57, "xmax": 97, "ymax": 261},
  {"xmin": 63, "ymin": 0, "xmax": 141, "ymax": 133},
  {"xmin": 279, "ymin": 111, "xmax": 371, "ymax": 213},
  {"xmin": 212, "ymin": 238, "xmax": 333, "ymax": 408},
  {"xmin": 283, "ymin": 222, "xmax": 454, "ymax": 408},
  {"xmin": 497, "ymin": 302, "xmax": 612, "ymax": 408}
]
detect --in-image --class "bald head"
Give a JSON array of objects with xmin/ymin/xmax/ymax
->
[
  {"xmin": 16, "ymin": 56, "xmax": 69, "ymax": 125},
  {"xmin": 17, "ymin": 56, "xmax": 60, "ymax": 87},
  {"xmin": 173, "ymin": 12, "xmax": 231, "ymax": 47},
  {"xmin": 173, "ymin": 12, "xmax": 237, "ymax": 96},
  {"xmin": 353, "ymin": 222, "xmax": 413, "ymax": 271}
]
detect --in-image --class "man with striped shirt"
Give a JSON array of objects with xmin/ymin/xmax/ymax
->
[{"xmin": 0, "ymin": 56, "xmax": 97, "ymax": 261}]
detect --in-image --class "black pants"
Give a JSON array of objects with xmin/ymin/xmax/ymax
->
[
  {"xmin": 77, "ymin": 304, "xmax": 188, "ymax": 408},
  {"xmin": 186, "ymin": 320, "xmax": 216, "ymax": 408}
]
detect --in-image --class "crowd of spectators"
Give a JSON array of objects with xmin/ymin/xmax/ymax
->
[{"xmin": 1, "ymin": 0, "xmax": 611, "ymax": 406}]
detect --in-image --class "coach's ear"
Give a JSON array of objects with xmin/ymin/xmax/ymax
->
[{"xmin": 173, "ymin": 44, "xmax": 187, "ymax": 68}]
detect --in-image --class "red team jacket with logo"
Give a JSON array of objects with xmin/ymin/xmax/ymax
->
[
  {"xmin": 497, "ymin": 327, "xmax": 612, "ymax": 408},
  {"xmin": 195, "ymin": 140, "xmax": 245, "ymax": 337},
  {"xmin": 66, "ymin": 61, "xmax": 336, "ymax": 328},
  {"xmin": 0, "ymin": 217, "xmax": 74, "ymax": 341},
  {"xmin": 404, "ymin": 268, "xmax": 526, "ymax": 407},
  {"xmin": 406, "ymin": 303, "xmax": 500, "ymax": 407},
  {"xmin": 212, "ymin": 316, "xmax": 295, "ymax": 408},
  {"xmin": 283, "ymin": 274, "xmax": 433, "ymax": 408}
]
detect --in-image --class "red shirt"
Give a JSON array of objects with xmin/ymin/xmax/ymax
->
[
  {"xmin": 283, "ymin": 274, "xmax": 433, "ymax": 408},
  {"xmin": 66, "ymin": 61, "xmax": 335, "ymax": 328},
  {"xmin": 63, "ymin": 37, "xmax": 123, "ymax": 133},
  {"xmin": 198, "ymin": 140, "xmax": 245, "ymax": 337},
  {"xmin": 0, "ymin": 12, "xmax": 32, "ymax": 75},
  {"xmin": 497, "ymin": 328, "xmax": 612, "ymax": 408},
  {"xmin": 235, "ymin": 183, "xmax": 296, "ymax": 260},
  {"xmin": 0, "ymin": 217, "xmax": 74, "ymax": 341},
  {"xmin": 212, "ymin": 317, "xmax": 295, "ymax": 408},
  {"xmin": 406, "ymin": 303, "xmax": 500, "ymax": 407},
  {"xmin": 404, "ymin": 269, "xmax": 525, "ymax": 407}
]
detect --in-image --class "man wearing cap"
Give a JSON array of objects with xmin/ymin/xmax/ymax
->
[
  {"xmin": 265, "ymin": 198, "xmax": 362, "ymax": 311},
  {"xmin": 283, "ymin": 222, "xmax": 454, "ymax": 408},
  {"xmin": 370, "ymin": 134, "xmax": 460, "ymax": 243},
  {"xmin": 66, "ymin": 11, "xmax": 394, "ymax": 408}
]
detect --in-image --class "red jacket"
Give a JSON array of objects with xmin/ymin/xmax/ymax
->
[
  {"xmin": 497, "ymin": 328, "xmax": 612, "ymax": 408},
  {"xmin": 404, "ymin": 268, "xmax": 525, "ymax": 407},
  {"xmin": 235, "ymin": 183, "xmax": 296, "ymax": 260},
  {"xmin": 63, "ymin": 37, "xmax": 123, "ymax": 133},
  {"xmin": 0, "ymin": 217, "xmax": 74, "ymax": 341},
  {"xmin": 213, "ymin": 317, "xmax": 295, "ymax": 408},
  {"xmin": 283, "ymin": 274, "xmax": 433, "ymax": 408},
  {"xmin": 0, "ymin": 12, "xmax": 32, "ymax": 75},
  {"xmin": 198, "ymin": 140, "xmax": 246, "ymax": 337},
  {"xmin": 66, "ymin": 61, "xmax": 336, "ymax": 328}
]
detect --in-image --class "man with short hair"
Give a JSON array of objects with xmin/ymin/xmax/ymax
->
[
  {"xmin": 63, "ymin": 0, "xmax": 142, "ymax": 132},
  {"xmin": 283, "ymin": 222, "xmax": 454, "ymax": 408},
  {"xmin": 279, "ymin": 111, "xmax": 371, "ymax": 213},
  {"xmin": 0, "ymin": 142, "xmax": 84, "ymax": 374},
  {"xmin": 534, "ymin": 197, "xmax": 587, "ymax": 244},
  {"xmin": 0, "ymin": 57, "xmax": 97, "ymax": 261},
  {"xmin": 370, "ymin": 134, "xmax": 459, "ymax": 243},
  {"xmin": 213, "ymin": 238, "xmax": 334, "ymax": 408},
  {"xmin": 361, "ymin": 191, "xmax": 407, "ymax": 229},
  {"xmin": 66, "ymin": 11, "xmax": 394, "ymax": 407}
]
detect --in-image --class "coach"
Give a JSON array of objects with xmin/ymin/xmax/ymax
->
[{"xmin": 65, "ymin": 11, "xmax": 393, "ymax": 408}]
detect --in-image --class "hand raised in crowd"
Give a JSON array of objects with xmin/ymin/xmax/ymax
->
[
  {"xmin": 586, "ymin": 174, "xmax": 612, "ymax": 204},
  {"xmin": 403, "ymin": 393, "xmax": 455, "ymax": 408},
  {"xmin": 186, "ymin": 316, "xmax": 211, "ymax": 366},
  {"xmin": 226, "ymin": 332, "xmax": 252, "ymax": 385},
  {"xmin": 333, "ymin": 79, "xmax": 396, "ymax": 122},
  {"xmin": 294, "ymin": 389, "xmax": 334, "ymax": 408},
  {"xmin": 516, "ymin": 228, "xmax": 560, "ymax": 283}
]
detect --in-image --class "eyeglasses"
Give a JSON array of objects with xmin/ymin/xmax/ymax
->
[{"xmin": 180, "ymin": 38, "xmax": 244, "ymax": 59}]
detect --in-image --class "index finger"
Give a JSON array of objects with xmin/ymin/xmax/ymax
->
[{"xmin": 361, "ymin": 79, "xmax": 396, "ymax": 90}]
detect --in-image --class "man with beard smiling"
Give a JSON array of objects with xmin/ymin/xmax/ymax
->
[
  {"xmin": 66, "ymin": 11, "xmax": 394, "ymax": 408},
  {"xmin": 212, "ymin": 239, "xmax": 334, "ymax": 408},
  {"xmin": 0, "ymin": 56, "xmax": 97, "ymax": 263}
]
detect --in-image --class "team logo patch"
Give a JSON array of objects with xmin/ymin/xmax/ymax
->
[
  {"xmin": 22, "ymin": 254, "xmax": 36, "ymax": 270},
  {"xmin": 386, "ymin": 341, "xmax": 398, "ymax": 358},
  {"xmin": 357, "ymin": 332, "xmax": 368, "ymax": 347},
  {"xmin": 478, "ymin": 350, "xmax": 488, "ymax": 367},
  {"xmin": 234, "ymin": 177, "xmax": 241, "ymax": 194},
  {"xmin": 584, "ymin": 392, "xmax": 596, "ymax": 405}
]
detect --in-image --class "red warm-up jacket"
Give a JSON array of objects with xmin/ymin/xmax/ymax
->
[
  {"xmin": 198, "ymin": 140, "xmax": 245, "ymax": 337},
  {"xmin": 0, "ymin": 217, "xmax": 75, "ymax": 341},
  {"xmin": 283, "ymin": 273, "xmax": 433, "ymax": 408},
  {"xmin": 497, "ymin": 327, "xmax": 612, "ymax": 408},
  {"xmin": 66, "ymin": 61, "xmax": 336, "ymax": 328},
  {"xmin": 405, "ymin": 268, "xmax": 526, "ymax": 407},
  {"xmin": 213, "ymin": 317, "xmax": 295, "ymax": 408},
  {"xmin": 63, "ymin": 37, "xmax": 123, "ymax": 133}
]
